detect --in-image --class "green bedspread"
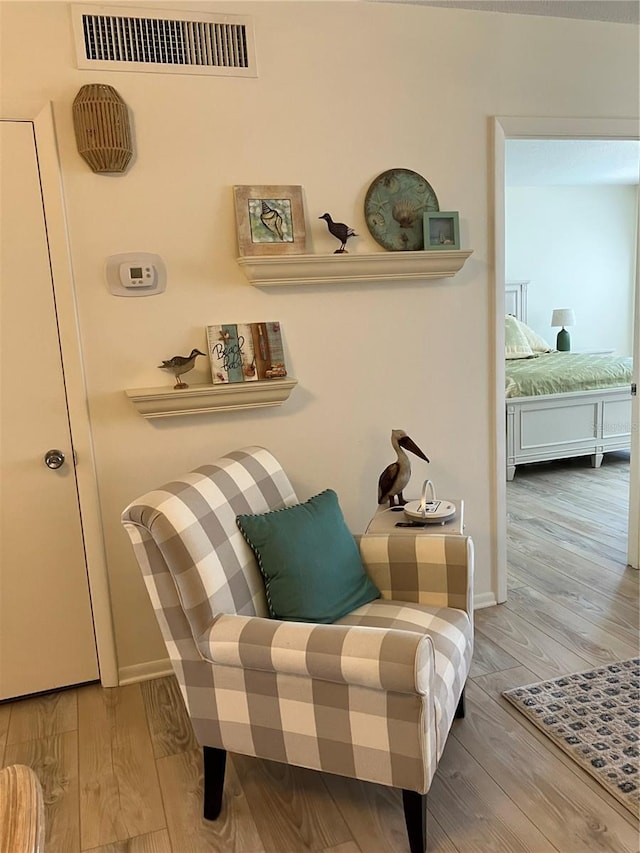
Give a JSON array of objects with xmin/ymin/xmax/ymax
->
[{"xmin": 505, "ymin": 352, "xmax": 633, "ymax": 399}]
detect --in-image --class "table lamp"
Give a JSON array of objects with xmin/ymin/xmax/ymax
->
[{"xmin": 551, "ymin": 308, "xmax": 575, "ymax": 351}]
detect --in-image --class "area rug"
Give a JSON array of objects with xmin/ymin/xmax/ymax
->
[{"xmin": 502, "ymin": 659, "xmax": 639, "ymax": 815}]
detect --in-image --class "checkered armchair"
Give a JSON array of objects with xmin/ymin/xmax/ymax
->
[{"xmin": 121, "ymin": 447, "xmax": 474, "ymax": 853}]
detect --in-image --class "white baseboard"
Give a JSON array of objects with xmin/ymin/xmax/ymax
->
[
  {"xmin": 474, "ymin": 591, "xmax": 497, "ymax": 610},
  {"xmin": 118, "ymin": 658, "xmax": 173, "ymax": 685}
]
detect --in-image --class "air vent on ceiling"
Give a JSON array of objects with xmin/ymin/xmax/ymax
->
[{"xmin": 71, "ymin": 5, "xmax": 257, "ymax": 77}]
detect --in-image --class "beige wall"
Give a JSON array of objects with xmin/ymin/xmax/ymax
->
[
  {"xmin": 2, "ymin": 1, "xmax": 638, "ymax": 676},
  {"xmin": 506, "ymin": 185, "xmax": 638, "ymax": 355}
]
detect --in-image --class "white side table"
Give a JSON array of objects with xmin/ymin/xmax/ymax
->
[{"xmin": 365, "ymin": 500, "xmax": 464, "ymax": 536}]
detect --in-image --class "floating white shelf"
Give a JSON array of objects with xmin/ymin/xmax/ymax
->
[
  {"xmin": 237, "ymin": 249, "xmax": 473, "ymax": 286},
  {"xmin": 126, "ymin": 378, "xmax": 298, "ymax": 418}
]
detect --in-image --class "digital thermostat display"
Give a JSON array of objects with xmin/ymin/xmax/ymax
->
[
  {"xmin": 106, "ymin": 253, "xmax": 166, "ymax": 297},
  {"xmin": 118, "ymin": 262, "xmax": 152, "ymax": 288}
]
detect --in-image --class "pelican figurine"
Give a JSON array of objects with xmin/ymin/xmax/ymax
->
[
  {"xmin": 158, "ymin": 348, "xmax": 206, "ymax": 389},
  {"xmin": 377, "ymin": 429, "xmax": 430, "ymax": 507}
]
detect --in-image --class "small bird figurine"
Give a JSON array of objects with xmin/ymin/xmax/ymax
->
[
  {"xmin": 319, "ymin": 213, "xmax": 358, "ymax": 253},
  {"xmin": 158, "ymin": 348, "xmax": 206, "ymax": 389},
  {"xmin": 378, "ymin": 429, "xmax": 430, "ymax": 507}
]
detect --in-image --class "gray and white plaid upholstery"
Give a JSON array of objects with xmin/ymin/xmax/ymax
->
[{"xmin": 121, "ymin": 447, "xmax": 474, "ymax": 795}]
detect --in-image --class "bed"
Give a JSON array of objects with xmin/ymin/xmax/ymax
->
[{"xmin": 504, "ymin": 281, "xmax": 633, "ymax": 480}]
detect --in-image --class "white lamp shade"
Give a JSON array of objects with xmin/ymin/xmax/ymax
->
[{"xmin": 551, "ymin": 308, "xmax": 576, "ymax": 328}]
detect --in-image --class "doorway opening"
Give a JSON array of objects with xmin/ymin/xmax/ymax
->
[{"xmin": 492, "ymin": 118, "xmax": 640, "ymax": 604}]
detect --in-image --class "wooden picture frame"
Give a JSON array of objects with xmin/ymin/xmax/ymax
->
[
  {"xmin": 423, "ymin": 211, "xmax": 460, "ymax": 250},
  {"xmin": 234, "ymin": 185, "xmax": 307, "ymax": 256}
]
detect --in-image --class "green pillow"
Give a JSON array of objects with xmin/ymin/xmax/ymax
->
[
  {"xmin": 505, "ymin": 314, "xmax": 535, "ymax": 360},
  {"xmin": 236, "ymin": 489, "xmax": 380, "ymax": 623},
  {"xmin": 514, "ymin": 317, "xmax": 552, "ymax": 353}
]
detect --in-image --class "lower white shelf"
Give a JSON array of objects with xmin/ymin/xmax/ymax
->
[{"xmin": 125, "ymin": 378, "xmax": 298, "ymax": 418}]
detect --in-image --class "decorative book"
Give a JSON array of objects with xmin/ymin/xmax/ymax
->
[{"xmin": 206, "ymin": 322, "xmax": 288, "ymax": 384}]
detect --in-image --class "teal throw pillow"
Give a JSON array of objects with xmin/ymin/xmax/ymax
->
[{"xmin": 236, "ymin": 489, "xmax": 379, "ymax": 623}]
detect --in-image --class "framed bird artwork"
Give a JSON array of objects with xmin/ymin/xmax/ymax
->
[{"xmin": 234, "ymin": 185, "xmax": 308, "ymax": 257}]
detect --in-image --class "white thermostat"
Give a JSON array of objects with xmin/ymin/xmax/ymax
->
[{"xmin": 106, "ymin": 252, "xmax": 166, "ymax": 297}]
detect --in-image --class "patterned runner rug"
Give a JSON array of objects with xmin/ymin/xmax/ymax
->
[{"xmin": 503, "ymin": 659, "xmax": 639, "ymax": 815}]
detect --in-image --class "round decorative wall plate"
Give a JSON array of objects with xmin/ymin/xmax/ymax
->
[{"xmin": 364, "ymin": 168, "xmax": 439, "ymax": 251}]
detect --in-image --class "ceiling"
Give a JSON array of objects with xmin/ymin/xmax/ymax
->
[
  {"xmin": 506, "ymin": 139, "xmax": 640, "ymax": 186},
  {"xmin": 368, "ymin": 1, "xmax": 640, "ymax": 25}
]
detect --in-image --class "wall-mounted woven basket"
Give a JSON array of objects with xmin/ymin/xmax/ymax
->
[{"xmin": 72, "ymin": 84, "xmax": 133, "ymax": 173}]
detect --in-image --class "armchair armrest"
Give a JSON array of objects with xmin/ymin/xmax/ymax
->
[
  {"xmin": 359, "ymin": 533, "xmax": 474, "ymax": 614},
  {"xmin": 196, "ymin": 613, "xmax": 434, "ymax": 696}
]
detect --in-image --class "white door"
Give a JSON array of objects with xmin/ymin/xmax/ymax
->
[{"xmin": 0, "ymin": 120, "xmax": 99, "ymax": 699}]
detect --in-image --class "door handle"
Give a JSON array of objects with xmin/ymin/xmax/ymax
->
[{"xmin": 44, "ymin": 449, "xmax": 65, "ymax": 469}]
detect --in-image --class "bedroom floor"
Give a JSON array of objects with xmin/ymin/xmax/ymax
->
[{"xmin": 0, "ymin": 451, "xmax": 637, "ymax": 852}]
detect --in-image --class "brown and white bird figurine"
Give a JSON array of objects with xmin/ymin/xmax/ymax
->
[
  {"xmin": 158, "ymin": 348, "xmax": 206, "ymax": 389},
  {"xmin": 377, "ymin": 429, "xmax": 430, "ymax": 507},
  {"xmin": 319, "ymin": 213, "xmax": 358, "ymax": 253}
]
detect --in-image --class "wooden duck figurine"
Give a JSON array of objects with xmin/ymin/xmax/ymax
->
[
  {"xmin": 377, "ymin": 429, "xmax": 430, "ymax": 507},
  {"xmin": 158, "ymin": 348, "xmax": 206, "ymax": 389}
]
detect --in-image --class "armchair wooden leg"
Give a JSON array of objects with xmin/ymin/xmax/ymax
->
[
  {"xmin": 203, "ymin": 746, "xmax": 226, "ymax": 820},
  {"xmin": 455, "ymin": 687, "xmax": 466, "ymax": 719},
  {"xmin": 402, "ymin": 789, "xmax": 427, "ymax": 853}
]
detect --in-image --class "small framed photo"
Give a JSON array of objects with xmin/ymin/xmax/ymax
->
[
  {"xmin": 234, "ymin": 185, "xmax": 307, "ymax": 257},
  {"xmin": 423, "ymin": 211, "xmax": 460, "ymax": 250}
]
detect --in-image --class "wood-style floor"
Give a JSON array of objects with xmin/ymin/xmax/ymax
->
[{"xmin": 1, "ymin": 452, "xmax": 638, "ymax": 852}]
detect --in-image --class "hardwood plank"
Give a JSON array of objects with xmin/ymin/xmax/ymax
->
[
  {"xmin": 323, "ymin": 775, "xmax": 461, "ymax": 853},
  {"xmin": 140, "ymin": 675, "xmax": 198, "ymax": 759},
  {"xmin": 157, "ymin": 748, "xmax": 264, "ymax": 852},
  {"xmin": 3, "ymin": 730, "xmax": 80, "ymax": 852},
  {"xmin": 6, "ymin": 688, "xmax": 77, "ymax": 744},
  {"xmin": 505, "ymin": 549, "xmax": 638, "ymax": 644},
  {"xmin": 507, "ymin": 523, "xmax": 638, "ymax": 598},
  {"xmin": 454, "ymin": 681, "xmax": 639, "ymax": 852},
  {"xmin": 423, "ymin": 813, "xmax": 461, "ymax": 853},
  {"xmin": 508, "ymin": 471, "xmax": 625, "ymax": 516},
  {"xmin": 322, "ymin": 843, "xmax": 362, "ymax": 853},
  {"xmin": 83, "ymin": 828, "xmax": 172, "ymax": 852},
  {"xmin": 323, "ymin": 774, "xmax": 408, "ymax": 852},
  {"xmin": 506, "ymin": 493, "xmax": 628, "ymax": 564},
  {"xmin": 504, "ymin": 586, "xmax": 639, "ymax": 665},
  {"xmin": 474, "ymin": 606, "xmax": 593, "ymax": 681},
  {"xmin": 471, "ymin": 664, "xmax": 540, "ymax": 701},
  {"xmin": 468, "ymin": 629, "xmax": 520, "ymax": 678},
  {"xmin": 430, "ymin": 734, "xmax": 557, "ymax": 852},
  {"xmin": 507, "ymin": 525, "xmax": 633, "ymax": 585},
  {"xmin": 78, "ymin": 684, "xmax": 165, "ymax": 849},
  {"xmin": 509, "ymin": 460, "xmax": 627, "ymax": 500},
  {"xmin": 507, "ymin": 571, "xmax": 527, "ymax": 591},
  {"xmin": 510, "ymin": 453, "xmax": 629, "ymax": 509},
  {"xmin": 233, "ymin": 753, "xmax": 353, "ymax": 852},
  {"xmin": 507, "ymin": 490, "xmax": 628, "ymax": 551}
]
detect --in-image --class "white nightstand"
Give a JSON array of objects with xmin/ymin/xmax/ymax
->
[{"xmin": 365, "ymin": 500, "xmax": 465, "ymax": 536}]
